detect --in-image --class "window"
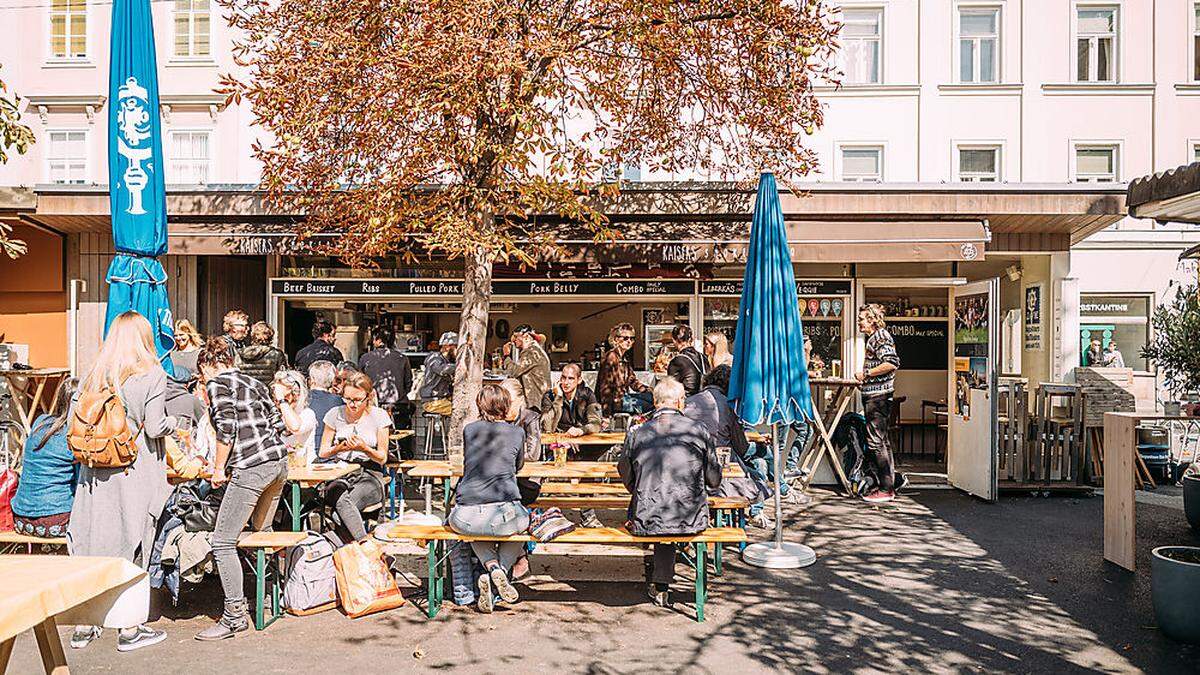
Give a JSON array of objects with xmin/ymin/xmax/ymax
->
[
  {"xmin": 46, "ymin": 130, "xmax": 87, "ymax": 184},
  {"xmin": 1194, "ymin": 142, "xmax": 1200, "ymax": 163},
  {"xmin": 840, "ymin": 146, "xmax": 883, "ymax": 182},
  {"xmin": 840, "ymin": 8, "xmax": 882, "ymax": 84},
  {"xmin": 1079, "ymin": 294, "xmax": 1151, "ymax": 372},
  {"xmin": 49, "ymin": 0, "xmax": 87, "ymax": 60},
  {"xmin": 174, "ymin": 0, "xmax": 211, "ymax": 58},
  {"xmin": 1076, "ymin": 7, "xmax": 1117, "ymax": 82},
  {"xmin": 1074, "ymin": 145, "xmax": 1117, "ymax": 182},
  {"xmin": 1195, "ymin": 3, "xmax": 1200, "ymax": 81},
  {"xmin": 168, "ymin": 131, "xmax": 211, "ymax": 184},
  {"xmin": 957, "ymin": 146, "xmax": 1000, "ymax": 182},
  {"xmin": 958, "ymin": 8, "xmax": 999, "ymax": 83}
]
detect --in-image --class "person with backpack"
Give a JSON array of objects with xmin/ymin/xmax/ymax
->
[
  {"xmin": 66, "ymin": 311, "xmax": 178, "ymax": 653},
  {"xmin": 194, "ymin": 336, "xmax": 290, "ymax": 641},
  {"xmin": 11, "ymin": 377, "xmax": 78, "ymax": 538},
  {"xmin": 666, "ymin": 325, "xmax": 708, "ymax": 396}
]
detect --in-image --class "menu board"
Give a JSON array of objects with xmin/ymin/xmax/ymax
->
[{"xmin": 889, "ymin": 320, "xmax": 949, "ymax": 370}]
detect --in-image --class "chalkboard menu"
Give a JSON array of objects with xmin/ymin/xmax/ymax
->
[{"xmin": 888, "ymin": 320, "xmax": 949, "ymax": 370}]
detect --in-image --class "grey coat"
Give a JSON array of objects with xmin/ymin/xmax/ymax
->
[
  {"xmin": 618, "ymin": 408, "xmax": 721, "ymax": 536},
  {"xmin": 68, "ymin": 367, "xmax": 178, "ymax": 567},
  {"xmin": 684, "ymin": 387, "xmax": 770, "ymax": 503}
]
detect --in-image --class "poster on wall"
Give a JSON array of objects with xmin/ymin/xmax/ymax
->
[
  {"xmin": 954, "ymin": 293, "xmax": 991, "ymax": 417},
  {"xmin": 1024, "ymin": 284, "xmax": 1043, "ymax": 351}
]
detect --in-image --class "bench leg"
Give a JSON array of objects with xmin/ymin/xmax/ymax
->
[
  {"xmin": 426, "ymin": 541, "xmax": 442, "ymax": 619},
  {"xmin": 388, "ymin": 466, "xmax": 398, "ymax": 520},
  {"xmin": 737, "ymin": 510, "xmax": 747, "ymax": 551},
  {"xmin": 290, "ymin": 482, "xmax": 301, "ymax": 532},
  {"xmin": 255, "ymin": 549, "xmax": 267, "ymax": 630},
  {"xmin": 713, "ymin": 510, "xmax": 724, "ymax": 577},
  {"xmin": 442, "ymin": 478, "xmax": 451, "ymax": 514},
  {"xmin": 694, "ymin": 543, "xmax": 707, "ymax": 623}
]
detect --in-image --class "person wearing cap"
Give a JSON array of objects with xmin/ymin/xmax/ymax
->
[
  {"xmin": 415, "ymin": 331, "xmax": 458, "ymax": 455},
  {"xmin": 502, "ymin": 324, "xmax": 552, "ymax": 413}
]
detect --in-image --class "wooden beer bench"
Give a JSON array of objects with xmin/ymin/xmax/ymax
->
[
  {"xmin": 237, "ymin": 531, "xmax": 308, "ymax": 630},
  {"xmin": 377, "ymin": 524, "xmax": 746, "ymax": 622},
  {"xmin": 0, "ymin": 530, "xmax": 68, "ymax": 554}
]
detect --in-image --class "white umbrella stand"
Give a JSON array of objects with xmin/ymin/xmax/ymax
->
[{"xmin": 742, "ymin": 422, "xmax": 817, "ymax": 569}]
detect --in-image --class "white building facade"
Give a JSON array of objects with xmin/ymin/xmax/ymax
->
[{"xmin": 1, "ymin": 0, "xmax": 1198, "ymax": 406}]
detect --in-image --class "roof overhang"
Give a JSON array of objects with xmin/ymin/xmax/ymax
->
[
  {"xmin": 1128, "ymin": 163, "xmax": 1200, "ymax": 225},
  {"xmin": 13, "ymin": 182, "xmax": 1126, "ymax": 254}
]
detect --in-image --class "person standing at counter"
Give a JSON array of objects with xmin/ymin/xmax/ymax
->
[
  {"xmin": 703, "ymin": 331, "xmax": 733, "ymax": 369},
  {"xmin": 295, "ymin": 319, "xmax": 344, "ymax": 376},
  {"xmin": 415, "ymin": 332, "xmax": 457, "ymax": 456},
  {"xmin": 541, "ymin": 363, "xmax": 603, "ymax": 437},
  {"xmin": 597, "ymin": 322, "xmax": 651, "ymax": 416},
  {"xmin": 855, "ymin": 304, "xmax": 900, "ymax": 504},
  {"xmin": 502, "ymin": 324, "xmax": 551, "ymax": 412},
  {"xmin": 359, "ymin": 324, "xmax": 414, "ymax": 431},
  {"xmin": 667, "ymin": 325, "xmax": 708, "ymax": 396}
]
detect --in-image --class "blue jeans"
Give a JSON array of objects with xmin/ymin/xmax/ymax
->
[
  {"xmin": 786, "ymin": 422, "xmax": 813, "ymax": 474},
  {"xmin": 449, "ymin": 501, "xmax": 530, "ymax": 571}
]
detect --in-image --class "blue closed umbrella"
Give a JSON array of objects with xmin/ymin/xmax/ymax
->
[
  {"xmin": 106, "ymin": 0, "xmax": 174, "ymax": 374},
  {"xmin": 728, "ymin": 172, "xmax": 815, "ymax": 568}
]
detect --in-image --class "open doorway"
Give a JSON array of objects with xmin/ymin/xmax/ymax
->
[{"xmin": 859, "ymin": 281, "xmax": 954, "ymax": 487}]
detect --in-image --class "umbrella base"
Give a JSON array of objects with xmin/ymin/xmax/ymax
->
[{"xmin": 742, "ymin": 542, "xmax": 817, "ymax": 569}]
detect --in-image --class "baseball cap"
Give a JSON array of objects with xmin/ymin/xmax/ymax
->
[{"xmin": 439, "ymin": 331, "xmax": 458, "ymax": 346}]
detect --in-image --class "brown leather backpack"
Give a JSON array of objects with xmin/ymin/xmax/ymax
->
[{"xmin": 68, "ymin": 386, "xmax": 139, "ymax": 468}]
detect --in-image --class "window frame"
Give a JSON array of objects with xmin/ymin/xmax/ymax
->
[
  {"xmin": 1071, "ymin": 141, "xmax": 1121, "ymax": 183},
  {"xmin": 836, "ymin": 143, "xmax": 885, "ymax": 182},
  {"xmin": 166, "ymin": 128, "xmax": 213, "ymax": 185},
  {"xmin": 839, "ymin": 5, "xmax": 884, "ymax": 85},
  {"xmin": 172, "ymin": 0, "xmax": 213, "ymax": 60},
  {"xmin": 47, "ymin": 0, "xmax": 89, "ymax": 63},
  {"xmin": 44, "ymin": 128, "xmax": 89, "ymax": 185},
  {"xmin": 1193, "ymin": 2, "xmax": 1200, "ymax": 82},
  {"xmin": 955, "ymin": 4, "xmax": 1001, "ymax": 84},
  {"xmin": 1078, "ymin": 292, "xmax": 1154, "ymax": 374},
  {"xmin": 1073, "ymin": 3, "xmax": 1119, "ymax": 83},
  {"xmin": 954, "ymin": 142, "xmax": 1003, "ymax": 182}
]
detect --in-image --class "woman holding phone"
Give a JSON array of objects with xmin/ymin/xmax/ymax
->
[{"xmin": 318, "ymin": 371, "xmax": 391, "ymax": 540}]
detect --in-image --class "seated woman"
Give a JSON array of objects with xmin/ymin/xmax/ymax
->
[
  {"xmin": 317, "ymin": 371, "xmax": 391, "ymax": 540},
  {"xmin": 448, "ymin": 383, "xmax": 528, "ymax": 613},
  {"xmin": 11, "ymin": 378, "xmax": 78, "ymax": 538},
  {"xmin": 273, "ymin": 370, "xmax": 317, "ymax": 466}
]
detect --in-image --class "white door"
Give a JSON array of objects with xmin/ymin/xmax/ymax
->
[{"xmin": 947, "ymin": 279, "xmax": 999, "ymax": 501}]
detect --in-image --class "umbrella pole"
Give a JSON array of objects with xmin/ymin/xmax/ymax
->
[{"xmin": 742, "ymin": 422, "xmax": 817, "ymax": 569}]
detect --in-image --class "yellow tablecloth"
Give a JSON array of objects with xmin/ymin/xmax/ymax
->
[{"xmin": 0, "ymin": 555, "xmax": 144, "ymax": 644}]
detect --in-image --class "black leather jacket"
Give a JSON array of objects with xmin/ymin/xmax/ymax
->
[{"xmin": 667, "ymin": 347, "xmax": 709, "ymax": 396}]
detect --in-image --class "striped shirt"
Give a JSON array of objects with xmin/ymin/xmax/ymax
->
[
  {"xmin": 206, "ymin": 369, "xmax": 288, "ymax": 470},
  {"xmin": 862, "ymin": 328, "xmax": 900, "ymax": 397}
]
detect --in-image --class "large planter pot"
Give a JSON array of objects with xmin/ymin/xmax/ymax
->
[
  {"xmin": 1152, "ymin": 546, "xmax": 1200, "ymax": 644},
  {"xmin": 1184, "ymin": 476, "xmax": 1200, "ymax": 533}
]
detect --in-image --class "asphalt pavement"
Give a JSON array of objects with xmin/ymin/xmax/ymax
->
[{"xmin": 7, "ymin": 486, "xmax": 1199, "ymax": 674}]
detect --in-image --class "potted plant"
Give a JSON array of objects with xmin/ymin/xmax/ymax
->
[
  {"xmin": 1152, "ymin": 546, "xmax": 1200, "ymax": 644},
  {"xmin": 1141, "ymin": 285, "xmax": 1200, "ymax": 416}
]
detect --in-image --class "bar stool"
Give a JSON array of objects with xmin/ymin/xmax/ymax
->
[{"xmin": 420, "ymin": 411, "xmax": 449, "ymax": 461}]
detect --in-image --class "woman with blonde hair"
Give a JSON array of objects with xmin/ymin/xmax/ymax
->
[
  {"xmin": 68, "ymin": 310, "xmax": 177, "ymax": 652},
  {"xmin": 272, "ymin": 369, "xmax": 317, "ymax": 465},
  {"xmin": 703, "ymin": 331, "xmax": 734, "ymax": 368},
  {"xmin": 171, "ymin": 319, "xmax": 204, "ymax": 378}
]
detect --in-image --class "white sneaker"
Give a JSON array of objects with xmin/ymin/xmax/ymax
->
[
  {"xmin": 751, "ymin": 513, "xmax": 775, "ymax": 529},
  {"xmin": 70, "ymin": 626, "xmax": 102, "ymax": 650},
  {"xmin": 116, "ymin": 625, "xmax": 166, "ymax": 652}
]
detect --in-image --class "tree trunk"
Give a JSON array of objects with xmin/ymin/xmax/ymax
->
[{"xmin": 449, "ymin": 241, "xmax": 493, "ymax": 459}]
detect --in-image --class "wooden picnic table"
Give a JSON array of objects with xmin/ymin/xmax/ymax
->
[
  {"xmin": 0, "ymin": 368, "xmax": 70, "ymax": 463},
  {"xmin": 1, "ymin": 555, "xmax": 145, "ymax": 674},
  {"xmin": 542, "ymin": 430, "xmax": 770, "ymax": 446}
]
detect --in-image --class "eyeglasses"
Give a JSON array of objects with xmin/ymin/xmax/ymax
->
[
  {"xmin": 344, "ymin": 396, "xmax": 367, "ymax": 405},
  {"xmin": 617, "ymin": 334, "xmax": 635, "ymax": 341}
]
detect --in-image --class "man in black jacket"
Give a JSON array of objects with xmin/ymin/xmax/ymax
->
[
  {"xmin": 666, "ymin": 325, "xmax": 708, "ymax": 396},
  {"xmin": 294, "ymin": 319, "xmax": 344, "ymax": 376},
  {"xmin": 618, "ymin": 377, "xmax": 721, "ymax": 607},
  {"xmin": 359, "ymin": 324, "xmax": 414, "ymax": 440}
]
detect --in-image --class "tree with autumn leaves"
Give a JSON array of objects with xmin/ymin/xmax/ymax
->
[
  {"xmin": 1, "ymin": 65, "xmax": 35, "ymax": 259},
  {"xmin": 219, "ymin": 0, "xmax": 840, "ymax": 452}
]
